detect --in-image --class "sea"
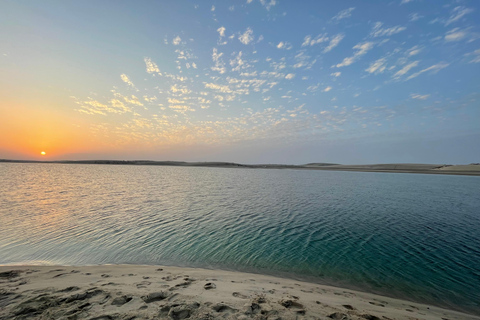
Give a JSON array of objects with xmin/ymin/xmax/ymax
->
[{"xmin": 1, "ymin": 163, "xmax": 479, "ymax": 314}]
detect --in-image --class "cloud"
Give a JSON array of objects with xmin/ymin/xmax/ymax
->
[
  {"xmin": 302, "ymin": 34, "xmax": 328, "ymax": 47},
  {"xmin": 393, "ymin": 61, "xmax": 419, "ymax": 79},
  {"xmin": 406, "ymin": 45, "xmax": 422, "ymax": 56},
  {"xmin": 144, "ymin": 57, "xmax": 160, "ymax": 74},
  {"xmin": 335, "ymin": 42, "xmax": 374, "ymax": 67},
  {"xmin": 323, "ymin": 34, "xmax": 344, "ymax": 53},
  {"xmin": 400, "ymin": 0, "xmax": 413, "ymax": 4},
  {"xmin": 445, "ymin": 6, "xmax": 474, "ymax": 26},
  {"xmin": 217, "ymin": 26, "xmax": 226, "ymax": 37},
  {"xmin": 444, "ymin": 28, "xmax": 467, "ymax": 42},
  {"xmin": 211, "ymin": 48, "xmax": 226, "ymax": 74},
  {"xmin": 406, "ymin": 62, "xmax": 449, "ymax": 80},
  {"xmin": 259, "ymin": 0, "xmax": 276, "ymax": 10},
  {"xmin": 410, "ymin": 93, "xmax": 430, "ymax": 100},
  {"xmin": 211, "ymin": 5, "xmax": 215, "ymax": 11},
  {"xmin": 323, "ymin": 86, "xmax": 332, "ymax": 92},
  {"xmin": 285, "ymin": 73, "xmax": 295, "ymax": 80},
  {"xmin": 331, "ymin": 7, "xmax": 355, "ymax": 21},
  {"xmin": 371, "ymin": 22, "xmax": 406, "ymax": 37},
  {"xmin": 409, "ymin": 13, "xmax": 423, "ymax": 21},
  {"xmin": 331, "ymin": 72, "xmax": 341, "ymax": 77},
  {"xmin": 277, "ymin": 41, "xmax": 292, "ymax": 50},
  {"xmin": 365, "ymin": 58, "xmax": 387, "ymax": 74},
  {"xmin": 465, "ymin": 49, "xmax": 480, "ymax": 63},
  {"xmin": 173, "ymin": 36, "xmax": 182, "ymax": 45},
  {"xmin": 239, "ymin": 28, "xmax": 254, "ymax": 45},
  {"xmin": 120, "ymin": 74, "xmax": 136, "ymax": 88}
]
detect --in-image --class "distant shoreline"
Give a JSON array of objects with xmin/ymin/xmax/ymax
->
[{"xmin": 1, "ymin": 159, "xmax": 480, "ymax": 176}]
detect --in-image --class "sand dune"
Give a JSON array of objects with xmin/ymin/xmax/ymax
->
[{"xmin": 1, "ymin": 265, "xmax": 478, "ymax": 320}]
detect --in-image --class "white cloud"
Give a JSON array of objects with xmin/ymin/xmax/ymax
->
[
  {"xmin": 465, "ymin": 49, "xmax": 480, "ymax": 63},
  {"xmin": 144, "ymin": 57, "xmax": 160, "ymax": 74},
  {"xmin": 331, "ymin": 7, "xmax": 355, "ymax": 21},
  {"xmin": 335, "ymin": 42, "xmax": 374, "ymax": 67},
  {"xmin": 239, "ymin": 28, "xmax": 254, "ymax": 45},
  {"xmin": 406, "ymin": 45, "xmax": 422, "ymax": 56},
  {"xmin": 445, "ymin": 6, "xmax": 474, "ymax": 26},
  {"xmin": 302, "ymin": 34, "xmax": 329, "ymax": 47},
  {"xmin": 323, "ymin": 86, "xmax": 332, "ymax": 92},
  {"xmin": 445, "ymin": 28, "xmax": 467, "ymax": 42},
  {"xmin": 211, "ymin": 5, "xmax": 215, "ymax": 11},
  {"xmin": 120, "ymin": 74, "xmax": 136, "ymax": 88},
  {"xmin": 211, "ymin": 48, "xmax": 226, "ymax": 74},
  {"xmin": 277, "ymin": 41, "xmax": 292, "ymax": 50},
  {"xmin": 331, "ymin": 72, "xmax": 341, "ymax": 77},
  {"xmin": 324, "ymin": 34, "xmax": 344, "ymax": 53},
  {"xmin": 409, "ymin": 13, "xmax": 423, "ymax": 21},
  {"xmin": 406, "ymin": 62, "xmax": 449, "ymax": 80},
  {"xmin": 217, "ymin": 26, "xmax": 226, "ymax": 37},
  {"xmin": 371, "ymin": 22, "xmax": 406, "ymax": 37},
  {"xmin": 410, "ymin": 93, "xmax": 430, "ymax": 100},
  {"xmin": 393, "ymin": 61, "xmax": 419, "ymax": 79},
  {"xmin": 173, "ymin": 36, "xmax": 182, "ymax": 45},
  {"xmin": 285, "ymin": 73, "xmax": 295, "ymax": 80},
  {"xmin": 400, "ymin": 0, "xmax": 413, "ymax": 4},
  {"xmin": 365, "ymin": 58, "xmax": 387, "ymax": 74}
]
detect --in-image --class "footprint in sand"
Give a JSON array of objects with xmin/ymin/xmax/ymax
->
[
  {"xmin": 232, "ymin": 292, "xmax": 249, "ymax": 299},
  {"xmin": 369, "ymin": 301, "xmax": 385, "ymax": 307},
  {"xmin": 204, "ymin": 282, "xmax": 216, "ymax": 290}
]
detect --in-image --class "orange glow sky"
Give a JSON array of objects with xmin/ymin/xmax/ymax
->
[{"xmin": 1, "ymin": 1, "xmax": 479, "ymax": 164}]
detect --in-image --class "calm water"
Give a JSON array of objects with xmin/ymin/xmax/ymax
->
[{"xmin": 1, "ymin": 163, "xmax": 479, "ymax": 314}]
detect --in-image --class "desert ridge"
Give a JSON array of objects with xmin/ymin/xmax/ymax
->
[{"xmin": 1, "ymin": 265, "xmax": 478, "ymax": 320}]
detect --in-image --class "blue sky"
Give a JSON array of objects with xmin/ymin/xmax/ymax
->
[{"xmin": 0, "ymin": 0, "xmax": 479, "ymax": 164}]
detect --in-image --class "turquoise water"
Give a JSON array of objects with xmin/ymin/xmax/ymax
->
[{"xmin": 1, "ymin": 163, "xmax": 479, "ymax": 314}]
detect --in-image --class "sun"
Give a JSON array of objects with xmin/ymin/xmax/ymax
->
[{"xmin": 41, "ymin": 151, "xmax": 46, "ymax": 156}]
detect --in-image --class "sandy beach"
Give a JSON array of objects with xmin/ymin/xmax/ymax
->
[{"xmin": 1, "ymin": 265, "xmax": 478, "ymax": 320}]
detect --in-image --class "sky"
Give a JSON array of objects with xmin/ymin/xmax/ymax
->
[{"xmin": 0, "ymin": 0, "xmax": 479, "ymax": 164}]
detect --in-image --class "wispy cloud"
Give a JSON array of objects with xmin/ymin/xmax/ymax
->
[
  {"xmin": 465, "ymin": 49, "xmax": 480, "ymax": 63},
  {"xmin": 406, "ymin": 45, "xmax": 422, "ymax": 56},
  {"xmin": 445, "ymin": 6, "xmax": 474, "ymax": 26},
  {"xmin": 331, "ymin": 72, "xmax": 341, "ymax": 77},
  {"xmin": 323, "ymin": 86, "xmax": 332, "ymax": 92},
  {"xmin": 366, "ymin": 58, "xmax": 387, "ymax": 74},
  {"xmin": 371, "ymin": 22, "xmax": 406, "ymax": 37},
  {"xmin": 393, "ymin": 61, "xmax": 419, "ymax": 79},
  {"xmin": 324, "ymin": 34, "xmax": 345, "ymax": 53},
  {"xmin": 331, "ymin": 7, "xmax": 355, "ymax": 22},
  {"xmin": 444, "ymin": 28, "xmax": 467, "ymax": 42},
  {"xmin": 302, "ymin": 34, "xmax": 328, "ymax": 47},
  {"xmin": 409, "ymin": 13, "xmax": 423, "ymax": 22},
  {"xmin": 285, "ymin": 73, "xmax": 295, "ymax": 80},
  {"xmin": 406, "ymin": 62, "xmax": 449, "ymax": 80},
  {"xmin": 239, "ymin": 28, "xmax": 254, "ymax": 45},
  {"xmin": 411, "ymin": 93, "xmax": 430, "ymax": 100},
  {"xmin": 335, "ymin": 42, "xmax": 374, "ymax": 67},
  {"xmin": 400, "ymin": 0, "xmax": 414, "ymax": 4}
]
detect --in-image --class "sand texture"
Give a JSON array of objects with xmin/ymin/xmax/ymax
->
[{"xmin": 1, "ymin": 265, "xmax": 478, "ymax": 320}]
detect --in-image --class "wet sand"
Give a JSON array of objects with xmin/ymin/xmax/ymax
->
[{"xmin": 1, "ymin": 265, "xmax": 478, "ymax": 320}]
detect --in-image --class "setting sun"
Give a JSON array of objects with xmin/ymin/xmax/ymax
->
[{"xmin": 40, "ymin": 151, "xmax": 46, "ymax": 156}]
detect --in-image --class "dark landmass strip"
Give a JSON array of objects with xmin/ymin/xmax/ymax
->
[{"xmin": 1, "ymin": 159, "xmax": 479, "ymax": 176}]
